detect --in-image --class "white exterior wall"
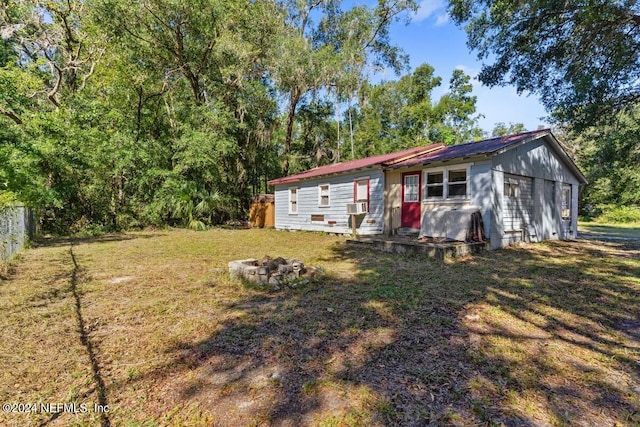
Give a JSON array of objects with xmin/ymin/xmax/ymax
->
[
  {"xmin": 419, "ymin": 160, "xmax": 493, "ymax": 240},
  {"xmin": 469, "ymin": 160, "xmax": 493, "ymax": 237},
  {"xmin": 491, "ymin": 136, "xmax": 582, "ymax": 247},
  {"xmin": 273, "ymin": 169, "xmax": 385, "ymax": 235}
]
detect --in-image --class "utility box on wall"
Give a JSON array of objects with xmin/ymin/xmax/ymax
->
[{"xmin": 249, "ymin": 194, "xmax": 275, "ymax": 228}]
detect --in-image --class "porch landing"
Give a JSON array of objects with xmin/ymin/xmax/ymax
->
[{"xmin": 346, "ymin": 236, "xmax": 489, "ymax": 260}]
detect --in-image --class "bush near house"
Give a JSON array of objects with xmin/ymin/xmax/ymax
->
[{"xmin": 582, "ymin": 204, "xmax": 640, "ymax": 224}]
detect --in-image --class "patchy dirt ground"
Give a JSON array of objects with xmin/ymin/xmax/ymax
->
[{"xmin": 0, "ymin": 229, "xmax": 638, "ymax": 426}]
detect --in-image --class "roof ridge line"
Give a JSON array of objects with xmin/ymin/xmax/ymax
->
[{"xmin": 382, "ymin": 143, "xmax": 446, "ymax": 166}]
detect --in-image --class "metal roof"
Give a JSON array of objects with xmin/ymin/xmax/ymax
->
[
  {"xmin": 267, "ymin": 143, "xmax": 445, "ymax": 186},
  {"xmin": 390, "ymin": 129, "xmax": 587, "ymax": 184},
  {"xmin": 268, "ymin": 129, "xmax": 587, "ymax": 186},
  {"xmin": 389, "ymin": 129, "xmax": 550, "ymax": 168}
]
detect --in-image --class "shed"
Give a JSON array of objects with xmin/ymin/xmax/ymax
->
[{"xmin": 249, "ymin": 194, "xmax": 275, "ymax": 228}]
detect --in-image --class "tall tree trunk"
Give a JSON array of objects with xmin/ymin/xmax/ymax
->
[
  {"xmin": 348, "ymin": 95, "xmax": 354, "ymax": 159},
  {"xmin": 283, "ymin": 88, "xmax": 300, "ymax": 176},
  {"xmin": 336, "ymin": 94, "xmax": 340, "ymax": 162}
]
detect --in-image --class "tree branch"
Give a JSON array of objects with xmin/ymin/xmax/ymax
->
[{"xmin": 0, "ymin": 107, "xmax": 22, "ymax": 124}]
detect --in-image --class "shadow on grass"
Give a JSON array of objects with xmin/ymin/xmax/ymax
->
[
  {"xmin": 37, "ymin": 246, "xmax": 112, "ymax": 427},
  {"xmin": 31, "ymin": 231, "xmax": 167, "ymax": 249},
  {"xmin": 133, "ymin": 240, "xmax": 639, "ymax": 425}
]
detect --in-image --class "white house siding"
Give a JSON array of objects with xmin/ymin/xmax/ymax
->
[
  {"xmin": 273, "ymin": 169, "xmax": 385, "ymax": 235},
  {"xmin": 418, "ymin": 160, "xmax": 493, "ymax": 240},
  {"xmin": 503, "ymin": 173, "xmax": 534, "ymax": 234},
  {"xmin": 491, "ymin": 136, "xmax": 581, "ymax": 247},
  {"xmin": 469, "ymin": 160, "xmax": 493, "ymax": 237}
]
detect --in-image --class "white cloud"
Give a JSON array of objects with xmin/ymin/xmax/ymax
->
[
  {"xmin": 413, "ymin": 0, "xmax": 446, "ymax": 23},
  {"xmin": 435, "ymin": 13, "xmax": 450, "ymax": 26}
]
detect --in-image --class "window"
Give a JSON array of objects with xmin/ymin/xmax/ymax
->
[
  {"xmin": 448, "ymin": 169, "xmax": 467, "ymax": 198},
  {"xmin": 318, "ymin": 184, "xmax": 330, "ymax": 207},
  {"xmin": 504, "ymin": 182, "xmax": 519, "ymax": 198},
  {"xmin": 424, "ymin": 165, "xmax": 471, "ymax": 200},
  {"xmin": 562, "ymin": 184, "xmax": 571, "ymax": 219},
  {"xmin": 403, "ymin": 174, "xmax": 420, "ymax": 202},
  {"xmin": 426, "ymin": 172, "xmax": 444, "ymax": 198},
  {"xmin": 355, "ymin": 179, "xmax": 369, "ymax": 203},
  {"xmin": 289, "ymin": 188, "xmax": 297, "ymax": 214}
]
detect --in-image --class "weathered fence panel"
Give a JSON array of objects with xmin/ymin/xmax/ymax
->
[{"xmin": 0, "ymin": 205, "xmax": 36, "ymax": 262}]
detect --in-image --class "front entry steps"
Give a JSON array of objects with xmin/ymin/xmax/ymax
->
[{"xmin": 346, "ymin": 236, "xmax": 489, "ymax": 260}]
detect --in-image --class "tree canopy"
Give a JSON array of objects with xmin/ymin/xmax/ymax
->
[
  {"xmin": 1, "ymin": 0, "xmax": 560, "ymax": 233},
  {"xmin": 2, "ymin": 0, "xmax": 459, "ymax": 232},
  {"xmin": 448, "ymin": 0, "xmax": 640, "ymax": 130}
]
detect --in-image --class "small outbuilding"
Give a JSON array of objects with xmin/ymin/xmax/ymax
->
[
  {"xmin": 249, "ymin": 194, "xmax": 275, "ymax": 228},
  {"xmin": 268, "ymin": 130, "xmax": 587, "ymax": 249}
]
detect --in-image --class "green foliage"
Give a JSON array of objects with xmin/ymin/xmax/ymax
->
[
  {"xmin": 273, "ymin": 0, "xmax": 417, "ymax": 174},
  {"xmin": 0, "ymin": 191, "xmax": 18, "ymax": 207},
  {"xmin": 172, "ymin": 183, "xmax": 231, "ymax": 230},
  {"xmin": 576, "ymin": 106, "xmax": 640, "ymax": 208},
  {"xmin": 448, "ymin": 0, "xmax": 640, "ymax": 130},
  {"xmin": 491, "ymin": 122, "xmax": 526, "ymax": 137},
  {"xmin": 0, "ymin": 0, "xmax": 484, "ymax": 235},
  {"xmin": 589, "ymin": 205, "xmax": 640, "ymax": 224},
  {"xmin": 290, "ymin": 100, "xmax": 338, "ymax": 173},
  {"xmin": 352, "ymin": 63, "xmax": 483, "ymax": 157}
]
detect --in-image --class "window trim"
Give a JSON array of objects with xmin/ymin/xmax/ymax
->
[
  {"xmin": 561, "ymin": 184, "xmax": 571, "ymax": 219},
  {"xmin": 504, "ymin": 181, "xmax": 519, "ymax": 198},
  {"xmin": 288, "ymin": 187, "xmax": 298, "ymax": 214},
  {"xmin": 354, "ymin": 177, "xmax": 370, "ymax": 211},
  {"xmin": 447, "ymin": 168, "xmax": 468, "ymax": 199},
  {"xmin": 318, "ymin": 183, "xmax": 330, "ymax": 207},
  {"xmin": 403, "ymin": 172, "xmax": 421, "ymax": 203},
  {"xmin": 425, "ymin": 170, "xmax": 444, "ymax": 199},
  {"xmin": 423, "ymin": 163, "xmax": 472, "ymax": 200}
]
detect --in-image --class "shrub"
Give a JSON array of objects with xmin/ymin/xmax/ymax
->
[{"xmin": 595, "ymin": 205, "xmax": 640, "ymax": 224}]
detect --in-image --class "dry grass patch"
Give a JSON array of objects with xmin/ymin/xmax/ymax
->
[{"xmin": 0, "ymin": 229, "xmax": 638, "ymax": 426}]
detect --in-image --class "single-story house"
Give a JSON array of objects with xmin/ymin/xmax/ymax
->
[{"xmin": 268, "ymin": 129, "xmax": 587, "ymax": 249}]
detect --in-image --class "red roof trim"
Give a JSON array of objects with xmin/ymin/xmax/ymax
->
[
  {"xmin": 268, "ymin": 143, "xmax": 445, "ymax": 186},
  {"xmin": 267, "ymin": 129, "xmax": 586, "ymax": 186}
]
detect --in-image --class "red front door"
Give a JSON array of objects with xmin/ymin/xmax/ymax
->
[{"xmin": 401, "ymin": 172, "xmax": 421, "ymax": 228}]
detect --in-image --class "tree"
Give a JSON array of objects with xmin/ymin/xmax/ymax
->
[
  {"xmin": 0, "ymin": 0, "xmax": 284, "ymax": 231},
  {"xmin": 272, "ymin": 0, "xmax": 417, "ymax": 175},
  {"xmin": 95, "ymin": 0, "xmax": 281, "ymax": 223},
  {"xmin": 575, "ymin": 107, "xmax": 640, "ymax": 207},
  {"xmin": 433, "ymin": 69, "xmax": 483, "ymax": 143},
  {"xmin": 352, "ymin": 64, "xmax": 483, "ymax": 156},
  {"xmin": 448, "ymin": 0, "xmax": 640, "ymax": 129},
  {"xmin": 290, "ymin": 100, "xmax": 338, "ymax": 173},
  {"xmin": 491, "ymin": 122, "xmax": 526, "ymax": 137}
]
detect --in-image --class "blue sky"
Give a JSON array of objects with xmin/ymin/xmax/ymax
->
[{"xmin": 380, "ymin": 0, "xmax": 550, "ymax": 134}]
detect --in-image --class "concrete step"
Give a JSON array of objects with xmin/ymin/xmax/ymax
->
[{"xmin": 396, "ymin": 227, "xmax": 420, "ymax": 237}]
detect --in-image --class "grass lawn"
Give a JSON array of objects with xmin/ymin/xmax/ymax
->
[
  {"xmin": 579, "ymin": 222, "xmax": 640, "ymax": 240},
  {"xmin": 0, "ymin": 229, "xmax": 639, "ymax": 426}
]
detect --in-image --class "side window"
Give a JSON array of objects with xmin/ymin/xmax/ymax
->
[
  {"xmin": 318, "ymin": 184, "xmax": 330, "ymax": 207},
  {"xmin": 447, "ymin": 169, "xmax": 467, "ymax": 198},
  {"xmin": 289, "ymin": 188, "xmax": 297, "ymax": 214},
  {"xmin": 355, "ymin": 179, "xmax": 369, "ymax": 203},
  {"xmin": 562, "ymin": 185, "xmax": 571, "ymax": 219},
  {"xmin": 354, "ymin": 178, "xmax": 370, "ymax": 212},
  {"xmin": 426, "ymin": 172, "xmax": 444, "ymax": 198},
  {"xmin": 504, "ymin": 182, "xmax": 519, "ymax": 198}
]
